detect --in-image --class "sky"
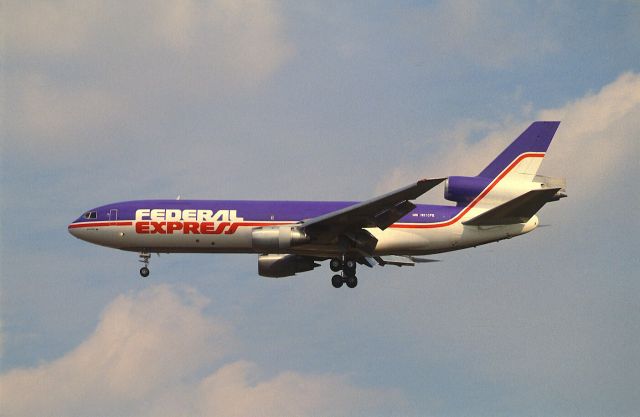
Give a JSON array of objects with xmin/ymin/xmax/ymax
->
[{"xmin": 1, "ymin": 1, "xmax": 639, "ymax": 416}]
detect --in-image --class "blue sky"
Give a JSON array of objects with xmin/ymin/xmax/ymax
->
[{"xmin": 2, "ymin": 1, "xmax": 639, "ymax": 416}]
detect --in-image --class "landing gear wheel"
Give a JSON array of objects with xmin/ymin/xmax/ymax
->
[
  {"xmin": 345, "ymin": 275, "xmax": 358, "ymax": 288},
  {"xmin": 138, "ymin": 251, "xmax": 151, "ymax": 278},
  {"xmin": 329, "ymin": 258, "xmax": 342, "ymax": 272},
  {"xmin": 331, "ymin": 274, "xmax": 344, "ymax": 288},
  {"xmin": 344, "ymin": 259, "xmax": 357, "ymax": 277}
]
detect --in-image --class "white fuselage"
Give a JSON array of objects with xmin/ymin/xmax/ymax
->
[{"xmin": 68, "ymin": 213, "xmax": 538, "ymax": 257}]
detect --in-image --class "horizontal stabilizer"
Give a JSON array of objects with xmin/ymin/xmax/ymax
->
[
  {"xmin": 463, "ymin": 188, "xmax": 561, "ymax": 226},
  {"xmin": 375, "ymin": 255, "xmax": 440, "ymax": 266}
]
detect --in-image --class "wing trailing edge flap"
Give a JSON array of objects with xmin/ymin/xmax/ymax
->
[
  {"xmin": 302, "ymin": 178, "xmax": 446, "ymax": 235},
  {"xmin": 373, "ymin": 200, "xmax": 416, "ymax": 230},
  {"xmin": 462, "ymin": 188, "xmax": 561, "ymax": 226},
  {"xmin": 375, "ymin": 255, "xmax": 440, "ymax": 266}
]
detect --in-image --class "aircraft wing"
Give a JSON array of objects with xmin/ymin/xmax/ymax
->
[{"xmin": 300, "ymin": 178, "xmax": 445, "ymax": 245}]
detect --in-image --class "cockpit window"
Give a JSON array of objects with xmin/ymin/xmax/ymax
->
[{"xmin": 83, "ymin": 211, "xmax": 97, "ymax": 219}]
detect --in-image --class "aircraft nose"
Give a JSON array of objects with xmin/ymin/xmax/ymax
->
[{"xmin": 68, "ymin": 223, "xmax": 80, "ymax": 238}]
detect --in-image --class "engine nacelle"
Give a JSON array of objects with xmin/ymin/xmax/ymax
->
[
  {"xmin": 252, "ymin": 225, "xmax": 310, "ymax": 252},
  {"xmin": 258, "ymin": 254, "xmax": 320, "ymax": 278},
  {"xmin": 444, "ymin": 176, "xmax": 491, "ymax": 204}
]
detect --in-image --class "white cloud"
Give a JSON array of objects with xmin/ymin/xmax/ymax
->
[
  {"xmin": 4, "ymin": 0, "xmax": 100, "ymax": 56},
  {"xmin": 6, "ymin": 0, "xmax": 293, "ymax": 83},
  {"xmin": 8, "ymin": 73, "xmax": 126, "ymax": 143},
  {"xmin": 0, "ymin": 285, "xmax": 403, "ymax": 417},
  {"xmin": 4, "ymin": 0, "xmax": 294, "ymax": 149},
  {"xmin": 139, "ymin": 0, "xmax": 295, "ymax": 90},
  {"xmin": 378, "ymin": 72, "xmax": 640, "ymax": 204},
  {"xmin": 538, "ymin": 72, "xmax": 640, "ymax": 194},
  {"xmin": 0, "ymin": 318, "xmax": 4, "ymax": 359},
  {"xmin": 364, "ymin": 73, "xmax": 640, "ymax": 414},
  {"xmin": 0, "ymin": 285, "xmax": 230, "ymax": 416},
  {"xmin": 173, "ymin": 361, "xmax": 401, "ymax": 417},
  {"xmin": 407, "ymin": 0, "xmax": 560, "ymax": 69}
]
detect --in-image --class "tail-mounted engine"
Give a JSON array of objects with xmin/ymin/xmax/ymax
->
[
  {"xmin": 444, "ymin": 176, "xmax": 491, "ymax": 205},
  {"xmin": 445, "ymin": 175, "xmax": 567, "ymax": 205},
  {"xmin": 258, "ymin": 254, "xmax": 320, "ymax": 278},
  {"xmin": 252, "ymin": 225, "xmax": 310, "ymax": 252}
]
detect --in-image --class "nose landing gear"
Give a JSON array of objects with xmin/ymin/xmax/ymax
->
[
  {"xmin": 329, "ymin": 256, "xmax": 358, "ymax": 288},
  {"xmin": 139, "ymin": 252, "xmax": 151, "ymax": 278}
]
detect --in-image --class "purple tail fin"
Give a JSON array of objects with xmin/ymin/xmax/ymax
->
[{"xmin": 478, "ymin": 121, "xmax": 560, "ymax": 179}]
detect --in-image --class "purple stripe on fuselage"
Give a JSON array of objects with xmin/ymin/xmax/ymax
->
[{"xmin": 73, "ymin": 200, "xmax": 462, "ymax": 224}]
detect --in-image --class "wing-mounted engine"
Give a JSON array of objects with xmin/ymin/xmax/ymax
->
[
  {"xmin": 258, "ymin": 254, "xmax": 320, "ymax": 278},
  {"xmin": 252, "ymin": 225, "xmax": 310, "ymax": 253}
]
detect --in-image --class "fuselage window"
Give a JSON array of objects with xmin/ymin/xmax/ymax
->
[{"xmin": 83, "ymin": 211, "xmax": 97, "ymax": 219}]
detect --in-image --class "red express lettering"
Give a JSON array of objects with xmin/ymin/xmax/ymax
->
[
  {"xmin": 200, "ymin": 222, "xmax": 214, "ymax": 234},
  {"xmin": 136, "ymin": 222, "xmax": 150, "ymax": 233},
  {"xmin": 200, "ymin": 222, "xmax": 229, "ymax": 234},
  {"xmin": 151, "ymin": 221, "xmax": 167, "ymax": 234},
  {"xmin": 224, "ymin": 223, "xmax": 240, "ymax": 234},
  {"xmin": 135, "ymin": 221, "xmax": 238, "ymax": 234},
  {"xmin": 183, "ymin": 222, "xmax": 200, "ymax": 234}
]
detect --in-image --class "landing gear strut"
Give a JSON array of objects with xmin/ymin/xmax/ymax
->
[
  {"xmin": 139, "ymin": 252, "xmax": 151, "ymax": 278},
  {"xmin": 329, "ymin": 256, "xmax": 358, "ymax": 288}
]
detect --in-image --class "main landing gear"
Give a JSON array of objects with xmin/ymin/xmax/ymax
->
[
  {"xmin": 330, "ymin": 257, "xmax": 358, "ymax": 288},
  {"xmin": 139, "ymin": 252, "xmax": 151, "ymax": 278}
]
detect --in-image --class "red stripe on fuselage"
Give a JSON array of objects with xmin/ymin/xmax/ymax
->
[
  {"xmin": 391, "ymin": 152, "xmax": 544, "ymax": 229},
  {"xmin": 67, "ymin": 221, "xmax": 292, "ymax": 230},
  {"xmin": 68, "ymin": 221, "xmax": 133, "ymax": 229}
]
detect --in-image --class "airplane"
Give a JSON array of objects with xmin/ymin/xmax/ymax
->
[{"xmin": 68, "ymin": 121, "xmax": 566, "ymax": 288}]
